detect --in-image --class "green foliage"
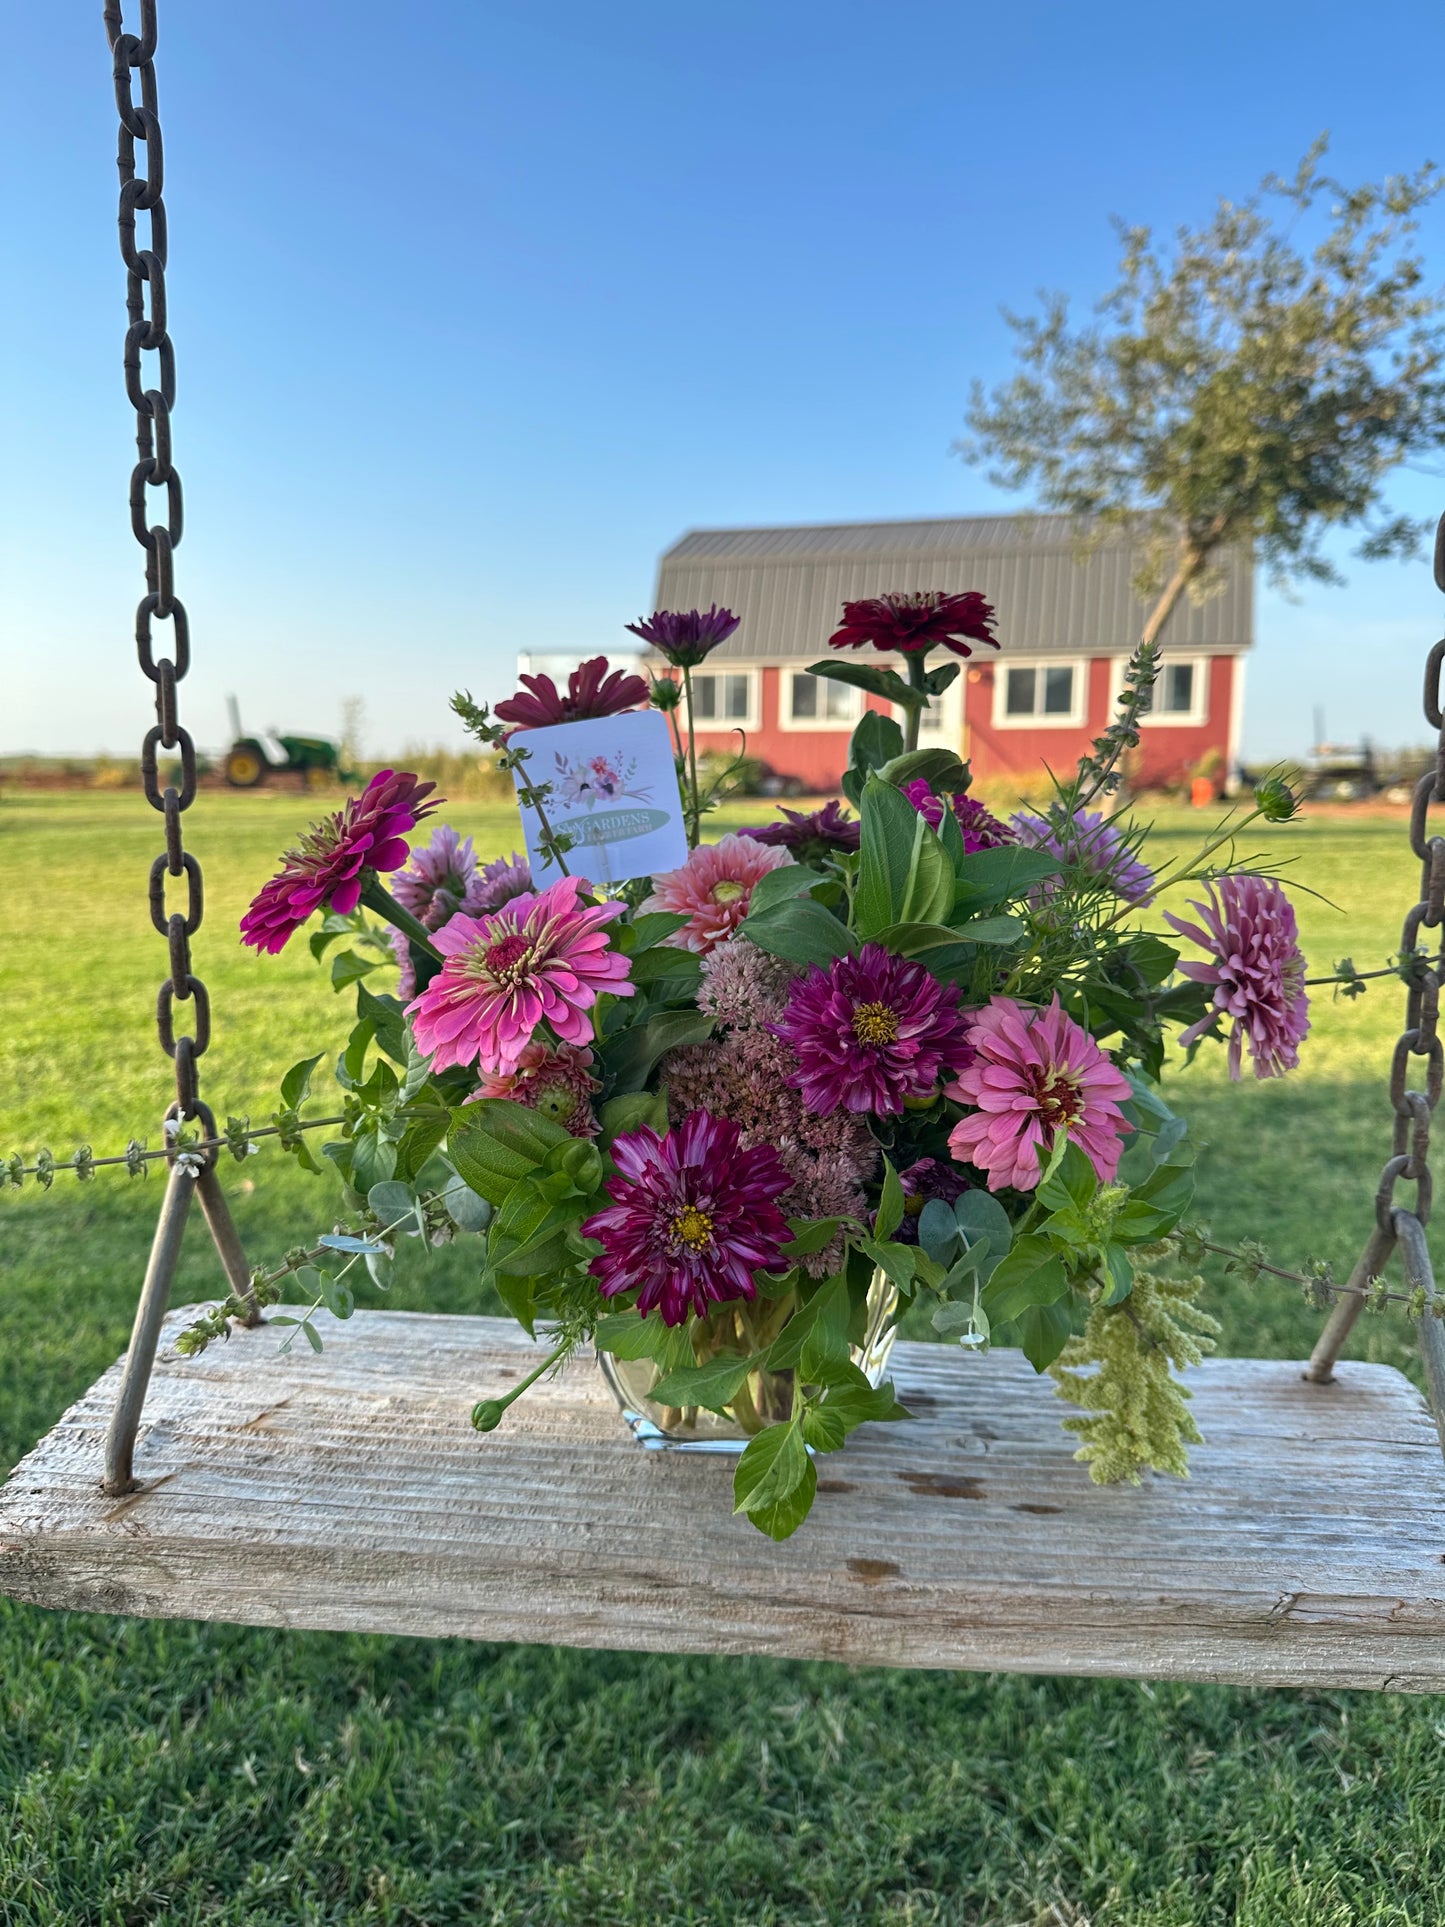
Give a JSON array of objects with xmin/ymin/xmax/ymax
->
[
  {"xmin": 965, "ymin": 140, "xmax": 1445, "ymax": 627},
  {"xmin": 1050, "ymin": 1254, "xmax": 1222, "ymax": 1484}
]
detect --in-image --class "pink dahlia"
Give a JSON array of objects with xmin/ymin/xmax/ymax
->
[
  {"xmin": 947, "ymin": 996, "xmax": 1132, "ymax": 1192},
  {"xmin": 240, "ymin": 770, "xmax": 439, "ymax": 954},
  {"xmin": 641, "ymin": 833, "xmax": 793, "ymax": 955},
  {"xmin": 471, "ymin": 1041, "xmax": 600, "ymax": 1137},
  {"xmin": 1011, "ymin": 807, "xmax": 1154, "ymax": 906},
  {"xmin": 581, "ymin": 1110, "xmax": 792, "ymax": 1325},
  {"xmin": 771, "ymin": 943, "xmax": 974, "ymax": 1116},
  {"xmin": 828, "ymin": 591, "xmax": 999, "ymax": 659},
  {"xmin": 493, "ymin": 656, "xmax": 648, "ymax": 731},
  {"xmin": 406, "ymin": 874, "xmax": 633, "ymax": 1075},
  {"xmin": 1165, "ymin": 875, "xmax": 1310, "ymax": 1080}
]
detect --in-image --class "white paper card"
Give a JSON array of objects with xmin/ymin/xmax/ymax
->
[{"xmin": 510, "ymin": 709, "xmax": 688, "ymax": 890}]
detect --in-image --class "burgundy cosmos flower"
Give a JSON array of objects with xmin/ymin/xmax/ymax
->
[
  {"xmin": 742, "ymin": 799, "xmax": 861, "ymax": 859},
  {"xmin": 493, "ymin": 656, "xmax": 648, "ymax": 731},
  {"xmin": 771, "ymin": 943, "xmax": 973, "ymax": 1115},
  {"xmin": 240, "ymin": 770, "xmax": 438, "ymax": 954},
  {"xmin": 1165, "ymin": 874, "xmax": 1310, "ymax": 1080},
  {"xmin": 581, "ymin": 1111, "xmax": 793, "ymax": 1325},
  {"xmin": 828, "ymin": 591, "xmax": 999, "ymax": 659},
  {"xmin": 625, "ymin": 605, "xmax": 741, "ymax": 669}
]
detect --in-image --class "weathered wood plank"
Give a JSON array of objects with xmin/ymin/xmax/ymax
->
[{"xmin": 2, "ymin": 1309, "xmax": 1443, "ymax": 1690}]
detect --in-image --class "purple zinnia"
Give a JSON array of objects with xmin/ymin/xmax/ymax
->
[
  {"xmin": 771, "ymin": 943, "xmax": 974, "ymax": 1116},
  {"xmin": 896, "ymin": 1157, "xmax": 970, "ymax": 1244},
  {"xmin": 1165, "ymin": 875, "xmax": 1310, "ymax": 1080},
  {"xmin": 582, "ymin": 1110, "xmax": 792, "ymax": 1326},
  {"xmin": 1012, "ymin": 807, "xmax": 1155, "ymax": 906},
  {"xmin": 625, "ymin": 605, "xmax": 741, "ymax": 669},
  {"xmin": 901, "ymin": 782, "xmax": 1015, "ymax": 854},
  {"xmin": 741, "ymin": 799, "xmax": 862, "ymax": 860},
  {"xmin": 240, "ymin": 770, "xmax": 439, "ymax": 954}
]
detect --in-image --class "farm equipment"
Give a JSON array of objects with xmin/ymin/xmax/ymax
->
[
  {"xmin": 1301, "ymin": 740, "xmax": 1379, "ymax": 803},
  {"xmin": 222, "ymin": 696, "xmax": 359, "ymax": 789}
]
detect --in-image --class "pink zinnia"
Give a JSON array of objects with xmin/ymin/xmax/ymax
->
[
  {"xmin": 641, "ymin": 834, "xmax": 793, "ymax": 955},
  {"xmin": 406, "ymin": 875, "xmax": 633, "ymax": 1075},
  {"xmin": 471, "ymin": 1042, "xmax": 600, "ymax": 1137},
  {"xmin": 1165, "ymin": 875, "xmax": 1310, "ymax": 1080},
  {"xmin": 240, "ymin": 770, "xmax": 439, "ymax": 953},
  {"xmin": 581, "ymin": 1110, "xmax": 792, "ymax": 1325},
  {"xmin": 947, "ymin": 996, "xmax": 1132, "ymax": 1192}
]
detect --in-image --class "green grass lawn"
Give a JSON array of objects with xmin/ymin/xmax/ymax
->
[{"xmin": 3, "ymin": 786, "xmax": 1445, "ymax": 1925}]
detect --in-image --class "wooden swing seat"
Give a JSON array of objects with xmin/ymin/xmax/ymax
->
[{"xmin": 3, "ymin": 1308, "xmax": 1444, "ymax": 1691}]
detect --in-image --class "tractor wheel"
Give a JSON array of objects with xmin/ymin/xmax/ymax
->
[{"xmin": 224, "ymin": 742, "xmax": 267, "ymax": 788}]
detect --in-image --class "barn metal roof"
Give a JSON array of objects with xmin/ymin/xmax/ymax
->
[{"xmin": 653, "ymin": 515, "xmax": 1252, "ymax": 661}]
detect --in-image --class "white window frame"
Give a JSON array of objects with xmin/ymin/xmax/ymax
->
[
  {"xmin": 992, "ymin": 657, "xmax": 1087, "ymax": 729},
  {"xmin": 779, "ymin": 667, "xmax": 865, "ymax": 732},
  {"xmin": 688, "ymin": 666, "xmax": 760, "ymax": 733},
  {"xmin": 1109, "ymin": 653, "xmax": 1209, "ymax": 727}
]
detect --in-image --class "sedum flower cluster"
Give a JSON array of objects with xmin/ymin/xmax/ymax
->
[{"xmin": 235, "ymin": 611, "xmax": 1313, "ymax": 1538}]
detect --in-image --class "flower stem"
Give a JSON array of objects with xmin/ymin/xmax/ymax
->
[
  {"xmin": 358, "ymin": 876, "xmax": 443, "ymax": 960},
  {"xmin": 905, "ymin": 654, "xmax": 928, "ymax": 754},
  {"xmin": 681, "ymin": 665, "xmax": 703, "ymax": 847}
]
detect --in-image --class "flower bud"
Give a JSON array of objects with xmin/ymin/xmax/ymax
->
[
  {"xmin": 649, "ymin": 676, "xmax": 682, "ymax": 713},
  {"xmin": 471, "ymin": 1399, "xmax": 506, "ymax": 1432},
  {"xmin": 1254, "ymin": 774, "xmax": 1301, "ymax": 822}
]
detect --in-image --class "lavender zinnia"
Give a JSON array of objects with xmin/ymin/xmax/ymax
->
[
  {"xmin": 771, "ymin": 943, "xmax": 973, "ymax": 1116},
  {"xmin": 1165, "ymin": 875, "xmax": 1310, "ymax": 1080},
  {"xmin": 582, "ymin": 1111, "xmax": 792, "ymax": 1325}
]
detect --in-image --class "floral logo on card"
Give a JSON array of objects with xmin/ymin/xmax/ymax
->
[{"xmin": 551, "ymin": 750, "xmax": 668, "ymax": 846}]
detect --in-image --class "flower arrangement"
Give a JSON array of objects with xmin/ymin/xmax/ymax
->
[{"xmin": 210, "ymin": 619, "xmax": 1315, "ymax": 1540}]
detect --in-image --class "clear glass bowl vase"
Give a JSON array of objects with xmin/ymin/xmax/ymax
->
[{"xmin": 598, "ymin": 1266, "xmax": 900, "ymax": 1452}]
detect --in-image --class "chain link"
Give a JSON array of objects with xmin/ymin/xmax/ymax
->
[
  {"xmin": 1373, "ymin": 510, "xmax": 1445, "ymax": 1233},
  {"xmin": 105, "ymin": 1, "xmax": 213, "ymax": 1152}
]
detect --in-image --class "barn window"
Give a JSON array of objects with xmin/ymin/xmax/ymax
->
[
  {"xmin": 1114, "ymin": 655, "xmax": 1208, "ymax": 725},
  {"xmin": 692, "ymin": 672, "xmax": 755, "ymax": 726},
  {"xmin": 994, "ymin": 661, "xmax": 1083, "ymax": 727},
  {"xmin": 787, "ymin": 673, "xmax": 859, "ymax": 726}
]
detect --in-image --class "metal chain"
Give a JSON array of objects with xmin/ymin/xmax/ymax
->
[
  {"xmin": 103, "ymin": 0, "xmax": 216, "ymax": 1169},
  {"xmin": 1373, "ymin": 511, "xmax": 1445, "ymax": 1235}
]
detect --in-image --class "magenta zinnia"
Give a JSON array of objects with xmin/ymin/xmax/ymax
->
[
  {"xmin": 240, "ymin": 770, "xmax": 439, "ymax": 954},
  {"xmin": 406, "ymin": 874, "xmax": 634, "ymax": 1075},
  {"xmin": 771, "ymin": 943, "xmax": 973, "ymax": 1115},
  {"xmin": 472, "ymin": 1042, "xmax": 600, "ymax": 1137},
  {"xmin": 581, "ymin": 1111, "xmax": 792, "ymax": 1325},
  {"xmin": 900, "ymin": 782, "xmax": 1015, "ymax": 854},
  {"xmin": 642, "ymin": 833, "xmax": 793, "ymax": 955},
  {"xmin": 1164, "ymin": 874, "xmax": 1310, "ymax": 1080},
  {"xmin": 947, "ymin": 996, "xmax": 1132, "ymax": 1192},
  {"xmin": 493, "ymin": 655, "xmax": 649, "ymax": 731},
  {"xmin": 625, "ymin": 605, "xmax": 741, "ymax": 668},
  {"xmin": 828, "ymin": 591, "xmax": 999, "ymax": 659}
]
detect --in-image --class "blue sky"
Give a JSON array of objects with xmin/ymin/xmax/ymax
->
[{"xmin": 7, "ymin": 0, "xmax": 1445, "ymax": 761}]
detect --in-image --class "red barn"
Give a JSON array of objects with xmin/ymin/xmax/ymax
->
[{"xmin": 646, "ymin": 515, "xmax": 1252, "ymax": 795}]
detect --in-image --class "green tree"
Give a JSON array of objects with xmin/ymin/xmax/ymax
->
[{"xmin": 962, "ymin": 139, "xmax": 1445, "ymax": 652}]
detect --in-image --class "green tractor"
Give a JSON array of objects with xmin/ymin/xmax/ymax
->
[{"xmin": 222, "ymin": 696, "xmax": 361, "ymax": 790}]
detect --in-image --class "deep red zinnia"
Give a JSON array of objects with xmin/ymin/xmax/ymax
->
[
  {"xmin": 240, "ymin": 769, "xmax": 439, "ymax": 954},
  {"xmin": 493, "ymin": 655, "xmax": 649, "ymax": 731},
  {"xmin": 581, "ymin": 1110, "xmax": 793, "ymax": 1325},
  {"xmin": 828, "ymin": 591, "xmax": 1000, "ymax": 659}
]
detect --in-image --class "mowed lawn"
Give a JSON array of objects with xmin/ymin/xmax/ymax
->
[{"xmin": 2, "ymin": 786, "xmax": 1445, "ymax": 1925}]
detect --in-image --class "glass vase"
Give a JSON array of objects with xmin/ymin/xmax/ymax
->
[{"xmin": 598, "ymin": 1267, "xmax": 900, "ymax": 1451}]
